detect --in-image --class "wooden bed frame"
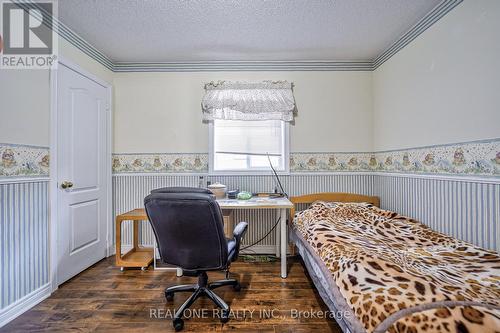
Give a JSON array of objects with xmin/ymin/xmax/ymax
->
[{"xmin": 290, "ymin": 192, "xmax": 380, "ymax": 217}]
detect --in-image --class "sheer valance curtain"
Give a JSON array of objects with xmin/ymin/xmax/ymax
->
[{"xmin": 201, "ymin": 81, "xmax": 296, "ymax": 122}]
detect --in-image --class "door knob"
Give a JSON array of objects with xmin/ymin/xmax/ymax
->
[{"xmin": 61, "ymin": 181, "xmax": 74, "ymax": 189}]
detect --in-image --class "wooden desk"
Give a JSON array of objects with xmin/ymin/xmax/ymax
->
[
  {"xmin": 115, "ymin": 209, "xmax": 153, "ymax": 270},
  {"xmin": 217, "ymin": 197, "xmax": 294, "ymax": 278}
]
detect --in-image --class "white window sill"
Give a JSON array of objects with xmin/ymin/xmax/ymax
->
[{"xmin": 208, "ymin": 170, "xmax": 290, "ymax": 176}]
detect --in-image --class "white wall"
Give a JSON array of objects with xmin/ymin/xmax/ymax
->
[
  {"xmin": 113, "ymin": 71, "xmax": 373, "ymax": 153},
  {"xmin": 0, "ymin": 37, "xmax": 113, "ymax": 147},
  {"xmin": 373, "ymin": 0, "xmax": 500, "ymax": 151},
  {"xmin": 0, "ymin": 70, "xmax": 50, "ymax": 145}
]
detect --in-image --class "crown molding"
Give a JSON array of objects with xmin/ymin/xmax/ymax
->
[
  {"xmin": 55, "ymin": 20, "xmax": 114, "ymax": 70},
  {"xmin": 373, "ymin": 0, "xmax": 463, "ymax": 69},
  {"xmin": 17, "ymin": 0, "xmax": 462, "ymax": 72},
  {"xmin": 113, "ymin": 61, "xmax": 374, "ymax": 72}
]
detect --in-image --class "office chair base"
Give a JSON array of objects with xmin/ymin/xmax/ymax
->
[
  {"xmin": 164, "ymin": 272, "xmax": 241, "ymax": 330},
  {"xmin": 173, "ymin": 318, "xmax": 184, "ymax": 331}
]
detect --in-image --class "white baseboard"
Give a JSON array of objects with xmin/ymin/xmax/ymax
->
[{"xmin": 0, "ymin": 283, "xmax": 51, "ymax": 328}]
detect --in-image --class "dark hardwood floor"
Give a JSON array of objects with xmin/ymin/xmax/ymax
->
[{"xmin": 1, "ymin": 256, "xmax": 341, "ymax": 332}]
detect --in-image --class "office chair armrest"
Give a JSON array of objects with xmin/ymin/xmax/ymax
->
[{"xmin": 233, "ymin": 221, "xmax": 248, "ymax": 248}]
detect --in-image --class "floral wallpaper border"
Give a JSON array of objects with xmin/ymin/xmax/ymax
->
[
  {"xmin": 112, "ymin": 153, "xmax": 208, "ymax": 174},
  {"xmin": 371, "ymin": 139, "xmax": 499, "ymax": 177},
  {"xmin": 2, "ymin": 139, "xmax": 498, "ymax": 178},
  {"xmin": 113, "ymin": 138, "xmax": 500, "ymax": 177},
  {"xmin": 0, "ymin": 143, "xmax": 50, "ymax": 178}
]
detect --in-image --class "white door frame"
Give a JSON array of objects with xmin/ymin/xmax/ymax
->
[{"xmin": 49, "ymin": 57, "xmax": 113, "ymax": 292}]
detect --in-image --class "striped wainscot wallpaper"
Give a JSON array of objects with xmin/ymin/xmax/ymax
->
[
  {"xmin": 375, "ymin": 174, "xmax": 500, "ymax": 253},
  {"xmin": 113, "ymin": 174, "xmax": 375, "ymax": 253},
  {"xmin": 0, "ymin": 180, "xmax": 50, "ymax": 315}
]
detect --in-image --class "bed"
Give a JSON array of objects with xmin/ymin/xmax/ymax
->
[{"xmin": 289, "ymin": 193, "xmax": 500, "ymax": 333}]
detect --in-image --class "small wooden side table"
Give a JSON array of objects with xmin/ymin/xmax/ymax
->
[
  {"xmin": 222, "ymin": 209, "xmax": 234, "ymax": 238},
  {"xmin": 115, "ymin": 208, "xmax": 153, "ymax": 270}
]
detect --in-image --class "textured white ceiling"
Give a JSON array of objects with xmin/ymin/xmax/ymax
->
[{"xmin": 58, "ymin": 0, "xmax": 442, "ymax": 63}]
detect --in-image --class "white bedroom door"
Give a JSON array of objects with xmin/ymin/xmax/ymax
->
[{"xmin": 56, "ymin": 62, "xmax": 110, "ymax": 285}]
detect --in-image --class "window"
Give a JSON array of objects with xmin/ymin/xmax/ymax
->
[{"xmin": 209, "ymin": 119, "xmax": 289, "ymax": 173}]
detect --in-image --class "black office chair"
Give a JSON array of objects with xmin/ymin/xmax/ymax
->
[{"xmin": 144, "ymin": 189, "xmax": 248, "ymax": 331}]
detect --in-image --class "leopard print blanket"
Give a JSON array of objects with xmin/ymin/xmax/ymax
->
[{"xmin": 292, "ymin": 201, "xmax": 500, "ymax": 333}]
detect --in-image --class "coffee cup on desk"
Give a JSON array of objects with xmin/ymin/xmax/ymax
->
[{"xmin": 208, "ymin": 183, "xmax": 227, "ymax": 199}]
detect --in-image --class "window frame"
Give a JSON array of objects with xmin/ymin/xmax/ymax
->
[{"xmin": 208, "ymin": 120, "xmax": 290, "ymax": 175}]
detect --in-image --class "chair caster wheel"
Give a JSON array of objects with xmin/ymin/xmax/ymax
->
[
  {"xmin": 233, "ymin": 282, "xmax": 241, "ymax": 292},
  {"xmin": 220, "ymin": 309, "xmax": 230, "ymax": 323},
  {"xmin": 173, "ymin": 318, "xmax": 184, "ymax": 331},
  {"xmin": 141, "ymin": 266, "xmax": 147, "ymax": 271},
  {"xmin": 165, "ymin": 292, "xmax": 174, "ymax": 302}
]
